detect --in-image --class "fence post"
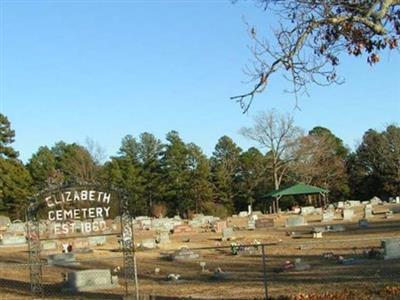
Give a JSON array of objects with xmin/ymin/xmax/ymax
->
[{"xmin": 261, "ymin": 244, "xmax": 268, "ymax": 300}]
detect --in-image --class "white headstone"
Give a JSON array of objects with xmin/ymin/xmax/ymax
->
[
  {"xmin": 343, "ymin": 209, "xmax": 354, "ymax": 221},
  {"xmin": 64, "ymin": 269, "xmax": 118, "ymax": 291},
  {"xmin": 301, "ymin": 206, "xmax": 315, "ymax": 215},
  {"xmin": 286, "ymin": 216, "xmax": 306, "ymax": 227},
  {"xmin": 382, "ymin": 238, "xmax": 400, "ymax": 260},
  {"xmin": 322, "ymin": 211, "xmax": 334, "ymax": 222}
]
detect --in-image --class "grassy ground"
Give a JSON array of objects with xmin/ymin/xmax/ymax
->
[{"xmin": 0, "ymin": 205, "xmax": 399, "ymax": 299}]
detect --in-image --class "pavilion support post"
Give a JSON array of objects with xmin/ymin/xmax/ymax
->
[{"xmin": 276, "ymin": 197, "xmax": 280, "ymax": 213}]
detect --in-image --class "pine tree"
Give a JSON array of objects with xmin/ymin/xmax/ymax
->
[
  {"xmin": 211, "ymin": 136, "xmax": 242, "ymax": 214},
  {"xmin": 0, "ymin": 113, "xmax": 32, "ymax": 218}
]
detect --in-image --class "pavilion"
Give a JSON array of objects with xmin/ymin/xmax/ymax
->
[{"xmin": 265, "ymin": 183, "xmax": 329, "ymax": 213}]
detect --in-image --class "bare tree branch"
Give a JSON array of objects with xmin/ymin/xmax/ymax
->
[{"xmin": 232, "ymin": 0, "xmax": 400, "ymax": 112}]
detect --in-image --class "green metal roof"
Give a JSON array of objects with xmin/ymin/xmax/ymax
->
[{"xmin": 266, "ymin": 183, "xmax": 328, "ymax": 198}]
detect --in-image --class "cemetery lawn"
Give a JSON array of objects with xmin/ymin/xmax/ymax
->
[{"xmin": 0, "ymin": 206, "xmax": 399, "ymax": 299}]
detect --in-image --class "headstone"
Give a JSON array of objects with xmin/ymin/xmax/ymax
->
[
  {"xmin": 346, "ymin": 200, "xmax": 361, "ymax": 207},
  {"xmin": 370, "ymin": 196, "xmax": 382, "ymax": 205},
  {"xmin": 359, "ymin": 219, "xmax": 369, "ymax": 228},
  {"xmin": 63, "ymin": 269, "xmax": 118, "ymax": 292},
  {"xmin": 247, "ymin": 219, "xmax": 256, "ymax": 230},
  {"xmin": 221, "ymin": 227, "xmax": 234, "ymax": 241},
  {"xmin": 314, "ymin": 207, "xmax": 323, "ymax": 215},
  {"xmin": 249, "ymin": 214, "xmax": 258, "ymax": 221},
  {"xmin": 47, "ymin": 253, "xmax": 77, "ymax": 266},
  {"xmin": 140, "ymin": 239, "xmax": 156, "ymax": 250},
  {"xmin": 74, "ymin": 238, "xmax": 90, "ymax": 249},
  {"xmin": 313, "ymin": 231, "xmax": 323, "ymax": 239},
  {"xmin": 139, "ymin": 218, "xmax": 152, "ymax": 230},
  {"xmin": 214, "ymin": 221, "xmax": 227, "ymax": 233},
  {"xmin": 329, "ymin": 224, "xmax": 346, "ymax": 232},
  {"xmin": 0, "ymin": 234, "xmax": 26, "ymax": 245},
  {"xmin": 322, "ymin": 211, "xmax": 334, "ymax": 222},
  {"xmin": 343, "ymin": 209, "xmax": 354, "ymax": 221},
  {"xmin": 337, "ymin": 201, "xmax": 344, "ymax": 208},
  {"xmin": 251, "ymin": 211, "xmax": 263, "ymax": 216},
  {"xmin": 7, "ymin": 220, "xmax": 25, "ymax": 233},
  {"xmin": 294, "ymin": 258, "xmax": 311, "ymax": 271},
  {"xmin": 156, "ymin": 231, "xmax": 170, "ymax": 244},
  {"xmin": 382, "ymin": 238, "xmax": 400, "ymax": 260},
  {"xmin": 188, "ymin": 219, "xmax": 202, "ymax": 228},
  {"xmin": 190, "ymin": 215, "xmax": 219, "ymax": 227},
  {"xmin": 285, "ymin": 216, "xmax": 306, "ymax": 227},
  {"xmin": 238, "ymin": 211, "xmax": 248, "ymax": 217},
  {"xmin": 41, "ymin": 240, "xmax": 57, "ymax": 251},
  {"xmin": 301, "ymin": 206, "xmax": 315, "ymax": 215},
  {"xmin": 172, "ymin": 247, "xmax": 199, "ymax": 261},
  {"xmin": 152, "ymin": 218, "xmax": 175, "ymax": 232},
  {"xmin": 255, "ymin": 218, "xmax": 274, "ymax": 228},
  {"xmin": 0, "ymin": 216, "xmax": 11, "ymax": 230},
  {"xmin": 364, "ymin": 205, "xmax": 373, "ymax": 219},
  {"xmin": 88, "ymin": 235, "xmax": 107, "ymax": 246},
  {"xmin": 173, "ymin": 224, "xmax": 193, "ymax": 234}
]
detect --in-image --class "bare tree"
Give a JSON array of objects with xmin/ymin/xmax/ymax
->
[
  {"xmin": 85, "ymin": 137, "xmax": 107, "ymax": 165},
  {"xmin": 240, "ymin": 110, "xmax": 303, "ymax": 191},
  {"xmin": 232, "ymin": 0, "xmax": 400, "ymax": 112},
  {"xmin": 292, "ymin": 134, "xmax": 348, "ymax": 199}
]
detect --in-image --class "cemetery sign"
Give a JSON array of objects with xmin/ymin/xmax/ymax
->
[
  {"xmin": 44, "ymin": 188, "xmax": 114, "ymax": 235},
  {"xmin": 27, "ymin": 185, "xmax": 137, "ymax": 297}
]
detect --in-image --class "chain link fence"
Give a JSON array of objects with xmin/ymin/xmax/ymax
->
[{"xmin": 0, "ymin": 236, "xmax": 399, "ymax": 299}]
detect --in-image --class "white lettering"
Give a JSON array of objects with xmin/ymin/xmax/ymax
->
[
  {"xmin": 48, "ymin": 211, "xmax": 55, "ymax": 221},
  {"xmin": 56, "ymin": 210, "xmax": 63, "ymax": 221},
  {"xmin": 97, "ymin": 192, "xmax": 104, "ymax": 202},
  {"xmin": 54, "ymin": 223, "xmax": 62, "ymax": 235},
  {"xmin": 96, "ymin": 207, "xmax": 103, "ymax": 217},
  {"xmin": 81, "ymin": 208, "xmax": 88, "ymax": 219},
  {"xmin": 103, "ymin": 193, "xmax": 111, "ymax": 204},
  {"xmin": 62, "ymin": 224, "xmax": 69, "ymax": 234},
  {"xmin": 103, "ymin": 206, "xmax": 110, "ymax": 218},
  {"xmin": 54, "ymin": 194, "xmax": 61, "ymax": 206},
  {"xmin": 81, "ymin": 190, "xmax": 88, "ymax": 201},
  {"xmin": 64, "ymin": 210, "xmax": 73, "ymax": 219},
  {"xmin": 45, "ymin": 196, "xmax": 54, "ymax": 208},
  {"xmin": 65, "ymin": 191, "xmax": 72, "ymax": 202},
  {"xmin": 84, "ymin": 222, "xmax": 91, "ymax": 232},
  {"xmin": 89, "ymin": 190, "xmax": 95, "ymax": 201},
  {"xmin": 73, "ymin": 209, "xmax": 80, "ymax": 219},
  {"xmin": 88, "ymin": 207, "xmax": 95, "ymax": 218}
]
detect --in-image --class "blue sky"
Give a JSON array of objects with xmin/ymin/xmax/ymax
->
[{"xmin": 1, "ymin": 0, "xmax": 399, "ymax": 162}]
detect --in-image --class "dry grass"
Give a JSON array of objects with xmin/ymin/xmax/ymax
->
[{"xmin": 0, "ymin": 207, "xmax": 399, "ymax": 299}]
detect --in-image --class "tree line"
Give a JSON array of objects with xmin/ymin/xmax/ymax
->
[{"xmin": 1, "ymin": 112, "xmax": 399, "ymax": 219}]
